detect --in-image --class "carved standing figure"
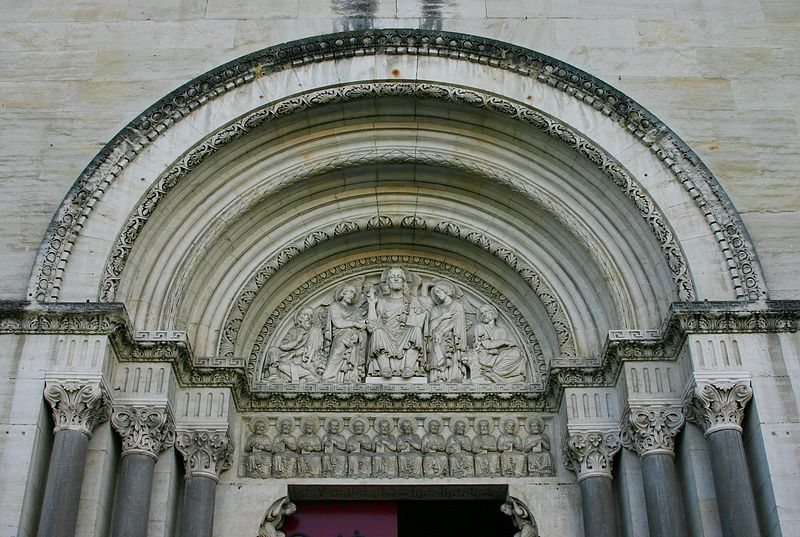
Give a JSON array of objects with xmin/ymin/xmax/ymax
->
[
  {"xmin": 265, "ymin": 307, "xmax": 324, "ymax": 383},
  {"xmin": 500, "ymin": 496, "xmax": 539, "ymax": 537},
  {"xmin": 346, "ymin": 417, "xmax": 374, "ymax": 478},
  {"xmin": 396, "ymin": 418, "xmax": 423, "ymax": 478},
  {"xmin": 472, "ymin": 417, "xmax": 500, "ymax": 477},
  {"xmin": 372, "ymin": 417, "xmax": 398, "ymax": 478},
  {"xmin": 245, "ymin": 418, "xmax": 272, "ymax": 478},
  {"xmin": 524, "ymin": 417, "xmax": 554, "ymax": 476},
  {"xmin": 421, "ymin": 416, "xmax": 448, "ymax": 478},
  {"xmin": 498, "ymin": 417, "xmax": 526, "ymax": 477},
  {"xmin": 427, "ymin": 279, "xmax": 468, "ymax": 383},
  {"xmin": 296, "ymin": 417, "xmax": 322, "ymax": 477},
  {"xmin": 366, "ymin": 267, "xmax": 428, "ymax": 378},
  {"xmin": 271, "ymin": 418, "xmax": 298, "ymax": 478},
  {"xmin": 322, "ymin": 417, "xmax": 348, "ymax": 478},
  {"xmin": 446, "ymin": 417, "xmax": 475, "ymax": 478},
  {"xmin": 322, "ymin": 282, "xmax": 367, "ymax": 383},
  {"xmin": 467, "ymin": 304, "xmax": 526, "ymax": 383}
]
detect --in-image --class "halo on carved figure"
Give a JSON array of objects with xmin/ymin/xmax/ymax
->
[
  {"xmin": 398, "ymin": 417, "xmax": 418, "ymax": 433},
  {"xmin": 499, "ymin": 416, "xmax": 519, "ymax": 434},
  {"xmin": 448, "ymin": 416, "xmax": 470, "ymax": 435},
  {"xmin": 323, "ymin": 416, "xmax": 344, "ymax": 433},
  {"xmin": 348, "ymin": 416, "xmax": 369, "ymax": 434},
  {"xmin": 525, "ymin": 416, "xmax": 545, "ymax": 434},
  {"xmin": 250, "ymin": 417, "xmax": 269, "ymax": 433},
  {"xmin": 423, "ymin": 416, "xmax": 444, "ymax": 433},
  {"xmin": 378, "ymin": 266, "xmax": 422, "ymax": 297},
  {"xmin": 374, "ymin": 417, "xmax": 395, "ymax": 433},
  {"xmin": 429, "ymin": 278, "xmax": 463, "ymax": 302},
  {"xmin": 276, "ymin": 417, "xmax": 295, "ymax": 433},
  {"xmin": 299, "ymin": 416, "xmax": 320, "ymax": 434},
  {"xmin": 474, "ymin": 417, "xmax": 494, "ymax": 434},
  {"xmin": 333, "ymin": 279, "xmax": 365, "ymax": 305}
]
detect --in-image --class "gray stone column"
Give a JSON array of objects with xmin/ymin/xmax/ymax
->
[
  {"xmin": 110, "ymin": 405, "xmax": 175, "ymax": 537},
  {"xmin": 564, "ymin": 430, "xmax": 622, "ymax": 537},
  {"xmin": 38, "ymin": 379, "xmax": 111, "ymax": 537},
  {"xmin": 175, "ymin": 429, "xmax": 234, "ymax": 537},
  {"xmin": 686, "ymin": 378, "xmax": 763, "ymax": 537},
  {"xmin": 622, "ymin": 404, "xmax": 688, "ymax": 537}
]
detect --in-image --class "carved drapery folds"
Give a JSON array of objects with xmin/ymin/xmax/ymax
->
[
  {"xmin": 621, "ymin": 405, "xmax": 685, "ymax": 457},
  {"xmin": 111, "ymin": 405, "xmax": 176, "ymax": 459},
  {"xmin": 44, "ymin": 379, "xmax": 111, "ymax": 438},
  {"xmin": 500, "ymin": 496, "xmax": 540, "ymax": 537},
  {"xmin": 684, "ymin": 379, "xmax": 753, "ymax": 435},
  {"xmin": 257, "ymin": 496, "xmax": 297, "ymax": 537},
  {"xmin": 562, "ymin": 431, "xmax": 621, "ymax": 481},
  {"xmin": 176, "ymin": 429, "xmax": 235, "ymax": 481}
]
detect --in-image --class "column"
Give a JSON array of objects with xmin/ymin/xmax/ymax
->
[
  {"xmin": 175, "ymin": 429, "xmax": 234, "ymax": 537},
  {"xmin": 564, "ymin": 430, "xmax": 622, "ymax": 537},
  {"xmin": 621, "ymin": 404, "xmax": 688, "ymax": 537},
  {"xmin": 685, "ymin": 376, "xmax": 762, "ymax": 537},
  {"xmin": 38, "ymin": 378, "xmax": 111, "ymax": 537},
  {"xmin": 109, "ymin": 405, "xmax": 175, "ymax": 537}
]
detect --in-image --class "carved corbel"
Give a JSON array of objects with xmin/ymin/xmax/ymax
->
[
  {"xmin": 44, "ymin": 378, "xmax": 111, "ymax": 438},
  {"xmin": 621, "ymin": 404, "xmax": 685, "ymax": 457},
  {"xmin": 500, "ymin": 496, "xmax": 539, "ymax": 537},
  {"xmin": 111, "ymin": 404, "xmax": 175, "ymax": 459},
  {"xmin": 175, "ymin": 429, "xmax": 235, "ymax": 481},
  {"xmin": 257, "ymin": 496, "xmax": 297, "ymax": 537},
  {"xmin": 684, "ymin": 378, "xmax": 753, "ymax": 436},
  {"xmin": 563, "ymin": 430, "xmax": 621, "ymax": 481}
]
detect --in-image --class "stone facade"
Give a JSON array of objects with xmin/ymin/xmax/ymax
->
[{"xmin": 1, "ymin": 3, "xmax": 799, "ymax": 537}]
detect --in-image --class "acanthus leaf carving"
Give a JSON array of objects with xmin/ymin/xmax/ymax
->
[
  {"xmin": 175, "ymin": 429, "xmax": 234, "ymax": 481},
  {"xmin": 44, "ymin": 379, "xmax": 111, "ymax": 438},
  {"xmin": 563, "ymin": 430, "xmax": 621, "ymax": 480},
  {"xmin": 684, "ymin": 379, "xmax": 753, "ymax": 436},
  {"xmin": 621, "ymin": 404, "xmax": 685, "ymax": 457},
  {"xmin": 111, "ymin": 405, "xmax": 175, "ymax": 459}
]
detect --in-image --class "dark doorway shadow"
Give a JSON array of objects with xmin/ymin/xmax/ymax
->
[{"xmin": 398, "ymin": 500, "xmax": 516, "ymax": 537}]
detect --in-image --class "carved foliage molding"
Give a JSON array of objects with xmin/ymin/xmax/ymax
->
[
  {"xmin": 621, "ymin": 405, "xmax": 685, "ymax": 457},
  {"xmin": 44, "ymin": 379, "xmax": 111, "ymax": 438},
  {"xmin": 563, "ymin": 430, "xmax": 621, "ymax": 481},
  {"xmin": 685, "ymin": 379, "xmax": 753, "ymax": 435},
  {"xmin": 175, "ymin": 429, "xmax": 234, "ymax": 481},
  {"xmin": 111, "ymin": 405, "xmax": 176, "ymax": 459}
]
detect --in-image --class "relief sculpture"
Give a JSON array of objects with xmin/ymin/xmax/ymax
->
[
  {"xmin": 262, "ymin": 266, "xmax": 530, "ymax": 385},
  {"xmin": 242, "ymin": 414, "xmax": 555, "ymax": 480}
]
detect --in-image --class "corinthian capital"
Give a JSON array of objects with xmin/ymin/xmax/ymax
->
[
  {"xmin": 44, "ymin": 379, "xmax": 111, "ymax": 438},
  {"xmin": 111, "ymin": 405, "xmax": 175, "ymax": 459},
  {"xmin": 175, "ymin": 429, "xmax": 234, "ymax": 481},
  {"xmin": 621, "ymin": 404, "xmax": 685, "ymax": 457},
  {"xmin": 563, "ymin": 430, "xmax": 621, "ymax": 481},
  {"xmin": 684, "ymin": 379, "xmax": 753, "ymax": 436}
]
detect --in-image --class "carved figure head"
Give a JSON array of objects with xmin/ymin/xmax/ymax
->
[
  {"xmin": 500, "ymin": 417, "xmax": 519, "ymax": 435},
  {"xmin": 475, "ymin": 417, "xmax": 493, "ymax": 435},
  {"xmin": 479, "ymin": 304, "xmax": 499, "ymax": 324},
  {"xmin": 399, "ymin": 418, "xmax": 416, "ymax": 435},
  {"xmin": 324, "ymin": 417, "xmax": 343, "ymax": 434},
  {"xmin": 525, "ymin": 417, "xmax": 545, "ymax": 435},
  {"xmin": 349, "ymin": 417, "xmax": 368, "ymax": 435},
  {"xmin": 276, "ymin": 417, "xmax": 295, "ymax": 434},
  {"xmin": 295, "ymin": 307, "xmax": 314, "ymax": 329},
  {"xmin": 451, "ymin": 417, "xmax": 468, "ymax": 435},
  {"xmin": 300, "ymin": 417, "xmax": 320, "ymax": 435},
  {"xmin": 336, "ymin": 283, "xmax": 359, "ymax": 305},
  {"xmin": 376, "ymin": 417, "xmax": 394, "ymax": 435},
  {"xmin": 386, "ymin": 267, "xmax": 407, "ymax": 291},
  {"xmin": 251, "ymin": 417, "xmax": 268, "ymax": 435},
  {"xmin": 431, "ymin": 279, "xmax": 456, "ymax": 304},
  {"xmin": 424, "ymin": 416, "xmax": 443, "ymax": 434}
]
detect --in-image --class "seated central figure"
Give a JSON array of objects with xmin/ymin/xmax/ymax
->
[{"xmin": 366, "ymin": 266, "xmax": 428, "ymax": 378}]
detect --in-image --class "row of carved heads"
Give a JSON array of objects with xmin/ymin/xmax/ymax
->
[{"xmin": 243, "ymin": 414, "xmax": 555, "ymax": 479}]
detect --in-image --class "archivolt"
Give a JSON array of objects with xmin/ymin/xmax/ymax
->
[{"xmin": 29, "ymin": 29, "xmax": 763, "ymax": 306}]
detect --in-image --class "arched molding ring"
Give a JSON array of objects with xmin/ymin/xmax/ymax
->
[
  {"xmin": 98, "ymin": 82, "xmax": 694, "ymax": 317},
  {"xmin": 28, "ymin": 29, "xmax": 764, "ymax": 305}
]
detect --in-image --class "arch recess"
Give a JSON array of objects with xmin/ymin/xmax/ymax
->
[{"xmin": 28, "ymin": 30, "xmax": 765, "ymax": 376}]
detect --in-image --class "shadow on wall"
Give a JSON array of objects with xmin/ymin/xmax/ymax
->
[{"xmin": 332, "ymin": 0, "xmax": 448, "ymax": 30}]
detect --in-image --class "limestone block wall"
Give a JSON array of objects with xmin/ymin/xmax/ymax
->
[{"xmin": 0, "ymin": 0, "xmax": 798, "ymax": 301}]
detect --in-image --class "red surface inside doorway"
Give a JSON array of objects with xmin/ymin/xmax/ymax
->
[{"xmin": 281, "ymin": 501, "xmax": 398, "ymax": 537}]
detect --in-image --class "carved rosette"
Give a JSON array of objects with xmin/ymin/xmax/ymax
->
[
  {"xmin": 43, "ymin": 379, "xmax": 111, "ymax": 438},
  {"xmin": 563, "ymin": 431, "xmax": 621, "ymax": 481},
  {"xmin": 684, "ymin": 380, "xmax": 753, "ymax": 436},
  {"xmin": 621, "ymin": 405, "xmax": 685, "ymax": 457},
  {"xmin": 111, "ymin": 405, "xmax": 176, "ymax": 460},
  {"xmin": 176, "ymin": 429, "xmax": 235, "ymax": 481}
]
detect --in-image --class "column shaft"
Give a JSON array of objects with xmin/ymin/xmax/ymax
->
[
  {"xmin": 180, "ymin": 476, "xmax": 217, "ymax": 537},
  {"xmin": 640, "ymin": 454, "xmax": 687, "ymax": 537},
  {"xmin": 110, "ymin": 454, "xmax": 156, "ymax": 537},
  {"xmin": 37, "ymin": 430, "xmax": 89, "ymax": 537},
  {"xmin": 707, "ymin": 429, "xmax": 763, "ymax": 537},
  {"xmin": 579, "ymin": 476, "xmax": 617, "ymax": 537}
]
